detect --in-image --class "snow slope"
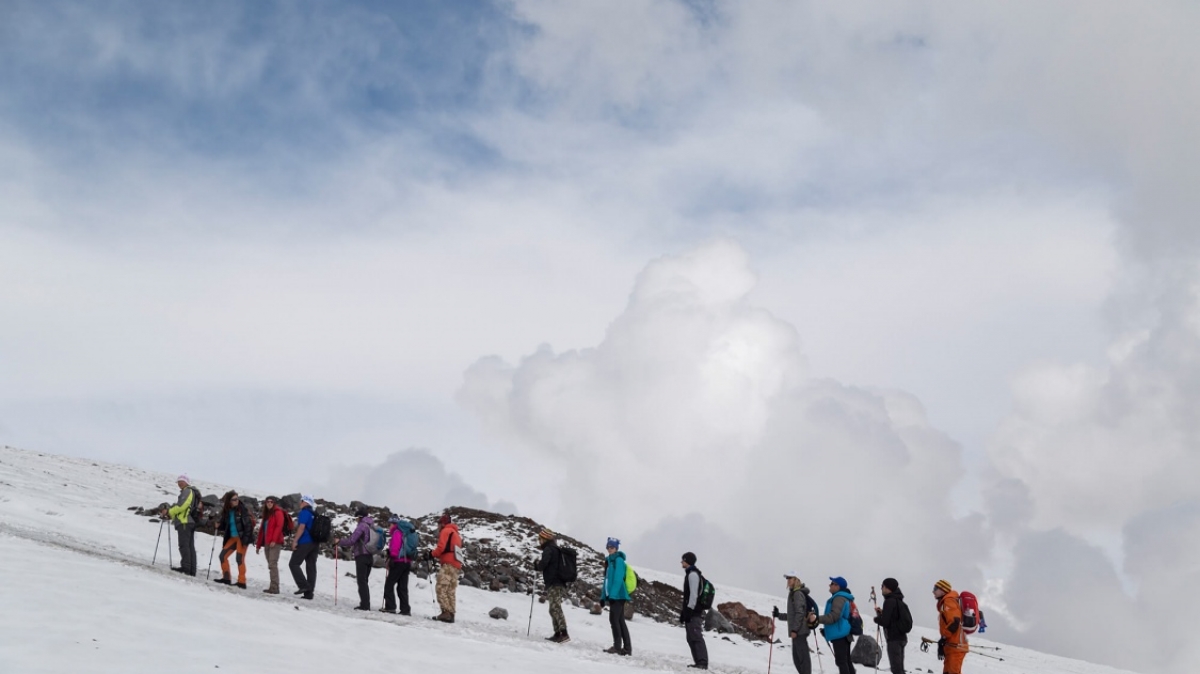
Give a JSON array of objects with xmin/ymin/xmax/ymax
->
[{"xmin": 0, "ymin": 446, "xmax": 1141, "ymax": 674}]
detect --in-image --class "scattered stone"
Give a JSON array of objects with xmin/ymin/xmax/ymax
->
[
  {"xmin": 589, "ymin": 602, "xmax": 603, "ymax": 615},
  {"xmin": 705, "ymin": 609, "xmax": 735, "ymax": 634},
  {"xmin": 489, "ymin": 607, "xmax": 509, "ymax": 620}
]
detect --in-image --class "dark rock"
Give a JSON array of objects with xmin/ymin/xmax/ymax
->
[
  {"xmin": 201, "ymin": 494, "xmax": 220, "ymax": 507},
  {"xmin": 279, "ymin": 493, "xmax": 301, "ymax": 511},
  {"xmin": 705, "ymin": 609, "xmax": 735, "ymax": 633},
  {"xmin": 589, "ymin": 602, "xmax": 603, "ymax": 615},
  {"xmin": 489, "ymin": 607, "xmax": 509, "ymax": 620},
  {"xmin": 717, "ymin": 601, "xmax": 773, "ymax": 640}
]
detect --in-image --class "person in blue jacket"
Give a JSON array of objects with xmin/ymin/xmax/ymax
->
[
  {"xmin": 601, "ymin": 537, "xmax": 632, "ymax": 656},
  {"xmin": 818, "ymin": 576, "xmax": 857, "ymax": 674}
]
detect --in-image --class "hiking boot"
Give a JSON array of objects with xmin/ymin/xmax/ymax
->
[
  {"xmin": 399, "ymin": 610, "xmax": 411, "ymax": 616},
  {"xmin": 545, "ymin": 632, "xmax": 562, "ymax": 641},
  {"xmin": 379, "ymin": 607, "xmax": 396, "ymax": 614},
  {"xmin": 621, "ymin": 648, "xmax": 631, "ymax": 656},
  {"xmin": 235, "ymin": 582, "xmax": 246, "ymax": 589},
  {"xmin": 432, "ymin": 611, "xmax": 455, "ymax": 623},
  {"xmin": 171, "ymin": 567, "xmax": 186, "ymax": 574},
  {"xmin": 302, "ymin": 593, "xmax": 313, "ymax": 600},
  {"xmin": 263, "ymin": 588, "xmax": 279, "ymax": 595},
  {"xmin": 354, "ymin": 605, "xmax": 369, "ymax": 611},
  {"xmin": 687, "ymin": 665, "xmax": 708, "ymax": 670},
  {"xmin": 552, "ymin": 632, "xmax": 570, "ymax": 644},
  {"xmin": 294, "ymin": 589, "xmax": 307, "ymax": 595},
  {"xmin": 604, "ymin": 646, "xmax": 622, "ymax": 654},
  {"xmin": 213, "ymin": 578, "xmax": 231, "ymax": 585}
]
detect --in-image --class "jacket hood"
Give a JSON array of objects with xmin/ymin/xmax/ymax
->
[
  {"xmin": 833, "ymin": 589, "xmax": 855, "ymax": 601},
  {"xmin": 360, "ymin": 516, "xmax": 375, "ymax": 526},
  {"xmin": 889, "ymin": 589, "xmax": 904, "ymax": 600},
  {"xmin": 607, "ymin": 550, "xmax": 626, "ymax": 561}
]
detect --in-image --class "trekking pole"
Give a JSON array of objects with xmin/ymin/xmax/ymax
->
[
  {"xmin": 766, "ymin": 614, "xmax": 776, "ymax": 674},
  {"xmin": 870, "ymin": 586, "xmax": 882, "ymax": 671},
  {"xmin": 167, "ymin": 521, "xmax": 173, "ymax": 568},
  {"xmin": 334, "ymin": 551, "xmax": 339, "ymax": 606},
  {"xmin": 812, "ymin": 633, "xmax": 825, "ymax": 673},
  {"xmin": 526, "ymin": 578, "xmax": 537, "ymax": 637},
  {"xmin": 152, "ymin": 519, "xmax": 165, "ymax": 565},
  {"xmin": 206, "ymin": 533, "xmax": 218, "ymax": 580}
]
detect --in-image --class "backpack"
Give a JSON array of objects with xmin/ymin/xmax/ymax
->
[
  {"xmin": 188, "ymin": 487, "xmax": 208, "ymax": 526},
  {"xmin": 625, "ymin": 564, "xmax": 638, "ymax": 594},
  {"xmin": 558, "ymin": 547, "xmax": 578, "ymax": 583},
  {"xmin": 805, "ymin": 593, "xmax": 820, "ymax": 625},
  {"xmin": 309, "ymin": 511, "xmax": 332, "ymax": 544},
  {"xmin": 849, "ymin": 600, "xmax": 864, "ymax": 636},
  {"xmin": 958, "ymin": 591, "xmax": 984, "ymax": 635},
  {"xmin": 695, "ymin": 573, "xmax": 716, "ymax": 611},
  {"xmin": 367, "ymin": 525, "xmax": 387, "ymax": 554},
  {"xmin": 281, "ymin": 511, "xmax": 295, "ymax": 537},
  {"xmin": 397, "ymin": 522, "xmax": 419, "ymax": 560},
  {"xmin": 897, "ymin": 598, "xmax": 914, "ymax": 634}
]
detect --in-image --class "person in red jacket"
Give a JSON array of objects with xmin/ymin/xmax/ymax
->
[
  {"xmin": 933, "ymin": 580, "xmax": 969, "ymax": 674},
  {"xmin": 430, "ymin": 513, "xmax": 462, "ymax": 623},
  {"xmin": 256, "ymin": 496, "xmax": 286, "ymax": 594}
]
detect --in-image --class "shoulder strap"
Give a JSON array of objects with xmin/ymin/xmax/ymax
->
[{"xmin": 440, "ymin": 528, "xmax": 455, "ymax": 556}]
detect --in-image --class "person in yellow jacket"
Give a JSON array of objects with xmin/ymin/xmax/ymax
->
[
  {"xmin": 932, "ymin": 580, "xmax": 968, "ymax": 674},
  {"xmin": 159, "ymin": 475, "xmax": 199, "ymax": 576}
]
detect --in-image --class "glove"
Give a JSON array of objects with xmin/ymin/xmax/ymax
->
[
  {"xmin": 948, "ymin": 617, "xmax": 960, "ymax": 634},
  {"xmin": 937, "ymin": 637, "xmax": 946, "ymax": 660},
  {"xmin": 681, "ymin": 608, "xmax": 694, "ymax": 624},
  {"xmin": 772, "ymin": 606, "xmax": 781, "ymax": 620},
  {"xmin": 600, "ymin": 599, "xmax": 608, "ymax": 608}
]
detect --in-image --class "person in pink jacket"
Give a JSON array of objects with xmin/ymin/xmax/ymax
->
[{"xmin": 381, "ymin": 515, "xmax": 416, "ymax": 615}]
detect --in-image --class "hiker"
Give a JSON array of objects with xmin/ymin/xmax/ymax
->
[
  {"xmin": 214, "ymin": 491, "xmax": 255, "ymax": 589},
  {"xmin": 874, "ymin": 578, "xmax": 909, "ymax": 674},
  {"xmin": 255, "ymin": 495, "xmax": 286, "ymax": 594},
  {"xmin": 680, "ymin": 551, "xmax": 709, "ymax": 670},
  {"xmin": 533, "ymin": 528, "xmax": 570, "ymax": 643},
  {"xmin": 334, "ymin": 507, "xmax": 376, "ymax": 611},
  {"xmin": 381, "ymin": 515, "xmax": 415, "ymax": 615},
  {"xmin": 430, "ymin": 512, "xmax": 462, "ymax": 623},
  {"xmin": 289, "ymin": 495, "xmax": 319, "ymax": 600},
  {"xmin": 601, "ymin": 537, "xmax": 631, "ymax": 656},
  {"xmin": 817, "ymin": 576, "xmax": 856, "ymax": 674},
  {"xmin": 773, "ymin": 573, "xmax": 817, "ymax": 674},
  {"xmin": 933, "ymin": 579, "xmax": 969, "ymax": 674},
  {"xmin": 159, "ymin": 475, "xmax": 198, "ymax": 576}
]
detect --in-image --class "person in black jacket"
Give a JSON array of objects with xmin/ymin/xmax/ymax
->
[
  {"xmin": 214, "ymin": 491, "xmax": 256, "ymax": 588},
  {"xmin": 680, "ymin": 551, "xmax": 709, "ymax": 670},
  {"xmin": 534, "ymin": 528, "xmax": 570, "ymax": 643},
  {"xmin": 873, "ymin": 578, "xmax": 909, "ymax": 674}
]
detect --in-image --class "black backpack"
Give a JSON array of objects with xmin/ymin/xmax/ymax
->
[
  {"xmin": 188, "ymin": 487, "xmax": 208, "ymax": 526},
  {"xmin": 897, "ymin": 598, "xmax": 914, "ymax": 634},
  {"xmin": 309, "ymin": 511, "xmax": 332, "ymax": 543},
  {"xmin": 557, "ymin": 547, "xmax": 578, "ymax": 583},
  {"xmin": 696, "ymin": 573, "xmax": 716, "ymax": 611}
]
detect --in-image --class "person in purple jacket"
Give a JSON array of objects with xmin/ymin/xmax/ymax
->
[
  {"xmin": 334, "ymin": 507, "xmax": 376, "ymax": 611},
  {"xmin": 381, "ymin": 515, "xmax": 416, "ymax": 615}
]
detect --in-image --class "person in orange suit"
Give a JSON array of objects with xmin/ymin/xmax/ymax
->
[{"xmin": 933, "ymin": 579, "xmax": 969, "ymax": 674}]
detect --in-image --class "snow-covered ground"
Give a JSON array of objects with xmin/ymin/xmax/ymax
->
[{"xmin": 0, "ymin": 446, "xmax": 1141, "ymax": 674}]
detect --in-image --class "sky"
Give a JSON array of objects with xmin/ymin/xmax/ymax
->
[{"xmin": 1, "ymin": 2, "xmax": 1197, "ymax": 671}]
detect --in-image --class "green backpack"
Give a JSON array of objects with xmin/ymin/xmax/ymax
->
[{"xmin": 625, "ymin": 564, "xmax": 638, "ymax": 594}]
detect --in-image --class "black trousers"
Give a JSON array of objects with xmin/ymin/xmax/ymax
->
[
  {"xmin": 831, "ymin": 637, "xmax": 856, "ymax": 674},
  {"xmin": 383, "ymin": 561, "xmax": 411, "ymax": 613},
  {"xmin": 354, "ymin": 554, "xmax": 373, "ymax": 609},
  {"xmin": 609, "ymin": 600, "xmax": 631, "ymax": 652},
  {"xmin": 791, "ymin": 635, "xmax": 812, "ymax": 674},
  {"xmin": 175, "ymin": 523, "xmax": 196, "ymax": 575},
  {"xmin": 886, "ymin": 637, "xmax": 906, "ymax": 674},
  {"xmin": 289, "ymin": 543, "xmax": 319, "ymax": 595},
  {"xmin": 686, "ymin": 613, "xmax": 708, "ymax": 667}
]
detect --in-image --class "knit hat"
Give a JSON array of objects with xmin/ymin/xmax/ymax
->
[
  {"xmin": 682, "ymin": 551, "xmax": 697, "ymax": 565},
  {"xmin": 829, "ymin": 576, "xmax": 848, "ymax": 590},
  {"xmin": 388, "ymin": 514, "xmax": 403, "ymax": 526},
  {"xmin": 606, "ymin": 537, "xmax": 620, "ymax": 550},
  {"xmin": 176, "ymin": 474, "xmax": 190, "ymax": 485},
  {"xmin": 301, "ymin": 494, "xmax": 316, "ymax": 508},
  {"xmin": 538, "ymin": 528, "xmax": 555, "ymax": 542},
  {"xmin": 439, "ymin": 514, "xmax": 452, "ymax": 526},
  {"xmin": 934, "ymin": 579, "xmax": 953, "ymax": 593},
  {"xmin": 354, "ymin": 506, "xmax": 369, "ymax": 518},
  {"xmin": 882, "ymin": 578, "xmax": 900, "ymax": 593}
]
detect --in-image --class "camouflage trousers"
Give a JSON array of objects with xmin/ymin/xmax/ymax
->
[
  {"xmin": 436, "ymin": 564, "xmax": 460, "ymax": 615},
  {"xmin": 547, "ymin": 584, "xmax": 568, "ymax": 634}
]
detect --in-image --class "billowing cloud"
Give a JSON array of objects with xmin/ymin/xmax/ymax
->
[{"xmin": 460, "ymin": 241, "xmax": 988, "ymax": 612}]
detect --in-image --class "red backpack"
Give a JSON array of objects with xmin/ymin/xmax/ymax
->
[{"xmin": 958, "ymin": 591, "xmax": 984, "ymax": 635}]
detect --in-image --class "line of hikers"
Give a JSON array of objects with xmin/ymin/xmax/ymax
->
[{"xmin": 160, "ymin": 476, "xmax": 974, "ymax": 674}]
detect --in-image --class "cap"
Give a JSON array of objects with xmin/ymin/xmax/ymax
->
[
  {"xmin": 829, "ymin": 576, "xmax": 848, "ymax": 590},
  {"xmin": 784, "ymin": 571, "xmax": 800, "ymax": 579},
  {"xmin": 301, "ymin": 495, "xmax": 316, "ymax": 508},
  {"xmin": 682, "ymin": 551, "xmax": 697, "ymax": 565}
]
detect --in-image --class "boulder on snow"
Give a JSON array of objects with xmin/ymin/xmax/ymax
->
[
  {"xmin": 850, "ymin": 634, "xmax": 882, "ymax": 667},
  {"xmin": 705, "ymin": 609, "xmax": 734, "ymax": 633},
  {"xmin": 279, "ymin": 493, "xmax": 302, "ymax": 511},
  {"xmin": 589, "ymin": 602, "xmax": 603, "ymax": 615},
  {"xmin": 489, "ymin": 607, "xmax": 509, "ymax": 620},
  {"xmin": 717, "ymin": 602, "xmax": 773, "ymax": 639},
  {"xmin": 201, "ymin": 493, "xmax": 220, "ymax": 507}
]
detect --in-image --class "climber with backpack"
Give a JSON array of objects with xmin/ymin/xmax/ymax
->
[
  {"xmin": 680, "ymin": 551, "xmax": 711, "ymax": 670},
  {"xmin": 932, "ymin": 580, "xmax": 969, "ymax": 674},
  {"xmin": 873, "ymin": 578, "xmax": 912, "ymax": 674},
  {"xmin": 430, "ymin": 512, "xmax": 463, "ymax": 623},
  {"xmin": 288, "ymin": 495, "xmax": 319, "ymax": 600},
  {"xmin": 600, "ymin": 537, "xmax": 632, "ymax": 656},
  {"xmin": 533, "ymin": 528, "xmax": 572, "ymax": 643},
  {"xmin": 381, "ymin": 515, "xmax": 417, "ymax": 615},
  {"xmin": 213, "ymin": 491, "xmax": 255, "ymax": 589},
  {"xmin": 255, "ymin": 496, "xmax": 289, "ymax": 594},
  {"xmin": 335, "ymin": 506, "xmax": 376, "ymax": 611},
  {"xmin": 772, "ymin": 573, "xmax": 817, "ymax": 674},
  {"xmin": 159, "ymin": 475, "xmax": 200, "ymax": 577},
  {"xmin": 818, "ymin": 576, "xmax": 857, "ymax": 674}
]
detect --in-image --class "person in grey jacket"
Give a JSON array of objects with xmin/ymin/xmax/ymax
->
[
  {"xmin": 773, "ymin": 573, "xmax": 818, "ymax": 674},
  {"xmin": 334, "ymin": 507, "xmax": 376, "ymax": 611},
  {"xmin": 680, "ymin": 551, "xmax": 708, "ymax": 670}
]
